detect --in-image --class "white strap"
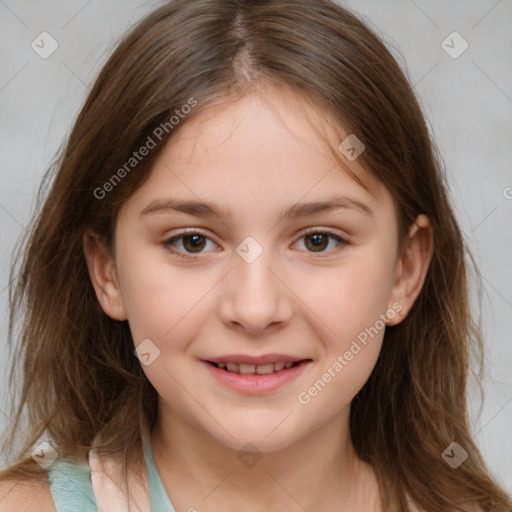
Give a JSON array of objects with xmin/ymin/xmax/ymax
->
[{"xmin": 88, "ymin": 447, "xmax": 151, "ymax": 512}]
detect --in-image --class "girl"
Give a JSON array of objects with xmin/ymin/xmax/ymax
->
[{"xmin": 1, "ymin": 0, "xmax": 510, "ymax": 510}]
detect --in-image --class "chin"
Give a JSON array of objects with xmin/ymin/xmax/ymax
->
[{"xmin": 209, "ymin": 418, "xmax": 301, "ymax": 454}]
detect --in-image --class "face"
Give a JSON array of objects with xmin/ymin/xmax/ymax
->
[{"xmin": 86, "ymin": 85, "xmax": 428, "ymax": 454}]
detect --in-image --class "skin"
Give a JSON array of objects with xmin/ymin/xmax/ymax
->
[{"xmin": 84, "ymin": 84, "xmax": 433, "ymax": 511}]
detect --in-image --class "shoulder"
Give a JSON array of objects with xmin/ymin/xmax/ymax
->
[
  {"xmin": 0, "ymin": 455, "xmax": 97, "ymax": 512},
  {"xmin": 0, "ymin": 477, "xmax": 55, "ymax": 511}
]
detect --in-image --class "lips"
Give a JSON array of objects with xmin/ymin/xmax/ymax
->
[
  {"xmin": 204, "ymin": 354, "xmax": 310, "ymax": 374},
  {"xmin": 205, "ymin": 353, "xmax": 307, "ymax": 365},
  {"xmin": 202, "ymin": 356, "xmax": 312, "ymax": 394},
  {"xmin": 209, "ymin": 360, "xmax": 297, "ymax": 375}
]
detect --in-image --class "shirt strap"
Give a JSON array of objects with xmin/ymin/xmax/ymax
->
[
  {"xmin": 46, "ymin": 458, "xmax": 97, "ymax": 511},
  {"xmin": 89, "ymin": 445, "xmax": 151, "ymax": 511}
]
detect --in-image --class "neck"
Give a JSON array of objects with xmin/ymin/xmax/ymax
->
[{"xmin": 150, "ymin": 402, "xmax": 381, "ymax": 512}]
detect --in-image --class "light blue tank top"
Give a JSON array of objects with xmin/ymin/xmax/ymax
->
[{"xmin": 46, "ymin": 437, "xmax": 176, "ymax": 511}]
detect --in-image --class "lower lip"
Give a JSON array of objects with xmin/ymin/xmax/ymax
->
[{"xmin": 201, "ymin": 360, "xmax": 311, "ymax": 394}]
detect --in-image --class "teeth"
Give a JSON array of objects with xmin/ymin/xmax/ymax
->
[
  {"xmin": 239, "ymin": 363, "xmax": 256, "ymax": 374},
  {"xmin": 214, "ymin": 361, "xmax": 297, "ymax": 374},
  {"xmin": 226, "ymin": 362, "xmax": 239, "ymax": 372},
  {"xmin": 256, "ymin": 363, "xmax": 274, "ymax": 375}
]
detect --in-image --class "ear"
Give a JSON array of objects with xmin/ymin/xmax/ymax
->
[
  {"xmin": 386, "ymin": 214, "xmax": 433, "ymax": 326},
  {"xmin": 83, "ymin": 229, "xmax": 127, "ymax": 321}
]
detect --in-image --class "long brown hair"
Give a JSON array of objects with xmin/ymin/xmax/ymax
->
[{"xmin": 1, "ymin": 0, "xmax": 510, "ymax": 510}]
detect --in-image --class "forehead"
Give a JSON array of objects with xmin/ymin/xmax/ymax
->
[
  {"xmin": 122, "ymin": 85, "xmax": 394, "ymax": 223},
  {"xmin": 161, "ymin": 86, "xmax": 368, "ymax": 179}
]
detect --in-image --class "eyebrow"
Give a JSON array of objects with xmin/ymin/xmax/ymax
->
[{"xmin": 140, "ymin": 195, "xmax": 374, "ymax": 220}]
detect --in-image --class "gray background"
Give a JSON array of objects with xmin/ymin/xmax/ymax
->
[{"xmin": 1, "ymin": 0, "xmax": 511, "ymax": 493}]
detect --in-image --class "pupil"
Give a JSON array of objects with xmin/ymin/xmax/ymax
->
[
  {"xmin": 307, "ymin": 233, "xmax": 327, "ymax": 252},
  {"xmin": 184, "ymin": 234, "xmax": 205, "ymax": 252}
]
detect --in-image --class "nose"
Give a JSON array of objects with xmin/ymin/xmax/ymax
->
[{"xmin": 218, "ymin": 244, "xmax": 293, "ymax": 336}]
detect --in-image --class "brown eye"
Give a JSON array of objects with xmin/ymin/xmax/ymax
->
[
  {"xmin": 181, "ymin": 234, "xmax": 206, "ymax": 253},
  {"xmin": 304, "ymin": 233, "xmax": 329, "ymax": 252},
  {"xmin": 162, "ymin": 231, "xmax": 217, "ymax": 259},
  {"xmin": 294, "ymin": 230, "xmax": 347, "ymax": 255}
]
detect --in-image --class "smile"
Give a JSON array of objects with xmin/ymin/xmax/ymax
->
[
  {"xmin": 208, "ymin": 361, "xmax": 297, "ymax": 374},
  {"xmin": 202, "ymin": 357, "xmax": 312, "ymax": 394}
]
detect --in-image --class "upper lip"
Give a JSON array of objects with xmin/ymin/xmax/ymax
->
[{"xmin": 204, "ymin": 354, "xmax": 311, "ymax": 365}]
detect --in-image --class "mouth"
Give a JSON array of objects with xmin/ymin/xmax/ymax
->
[
  {"xmin": 206, "ymin": 360, "xmax": 303, "ymax": 375},
  {"xmin": 201, "ymin": 355, "xmax": 313, "ymax": 394}
]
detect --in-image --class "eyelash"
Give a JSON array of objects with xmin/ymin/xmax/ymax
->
[{"xmin": 162, "ymin": 227, "xmax": 349, "ymax": 260}]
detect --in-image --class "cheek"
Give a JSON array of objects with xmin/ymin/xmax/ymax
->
[
  {"xmin": 292, "ymin": 247, "xmax": 395, "ymax": 346},
  {"xmin": 295, "ymin": 338, "xmax": 382, "ymax": 435},
  {"xmin": 116, "ymin": 242, "xmax": 216, "ymax": 346},
  {"xmin": 293, "ymin": 253, "xmax": 393, "ymax": 422},
  {"xmin": 121, "ymin": 261, "xmax": 216, "ymax": 423},
  {"xmin": 288, "ymin": 247, "xmax": 393, "ymax": 411}
]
